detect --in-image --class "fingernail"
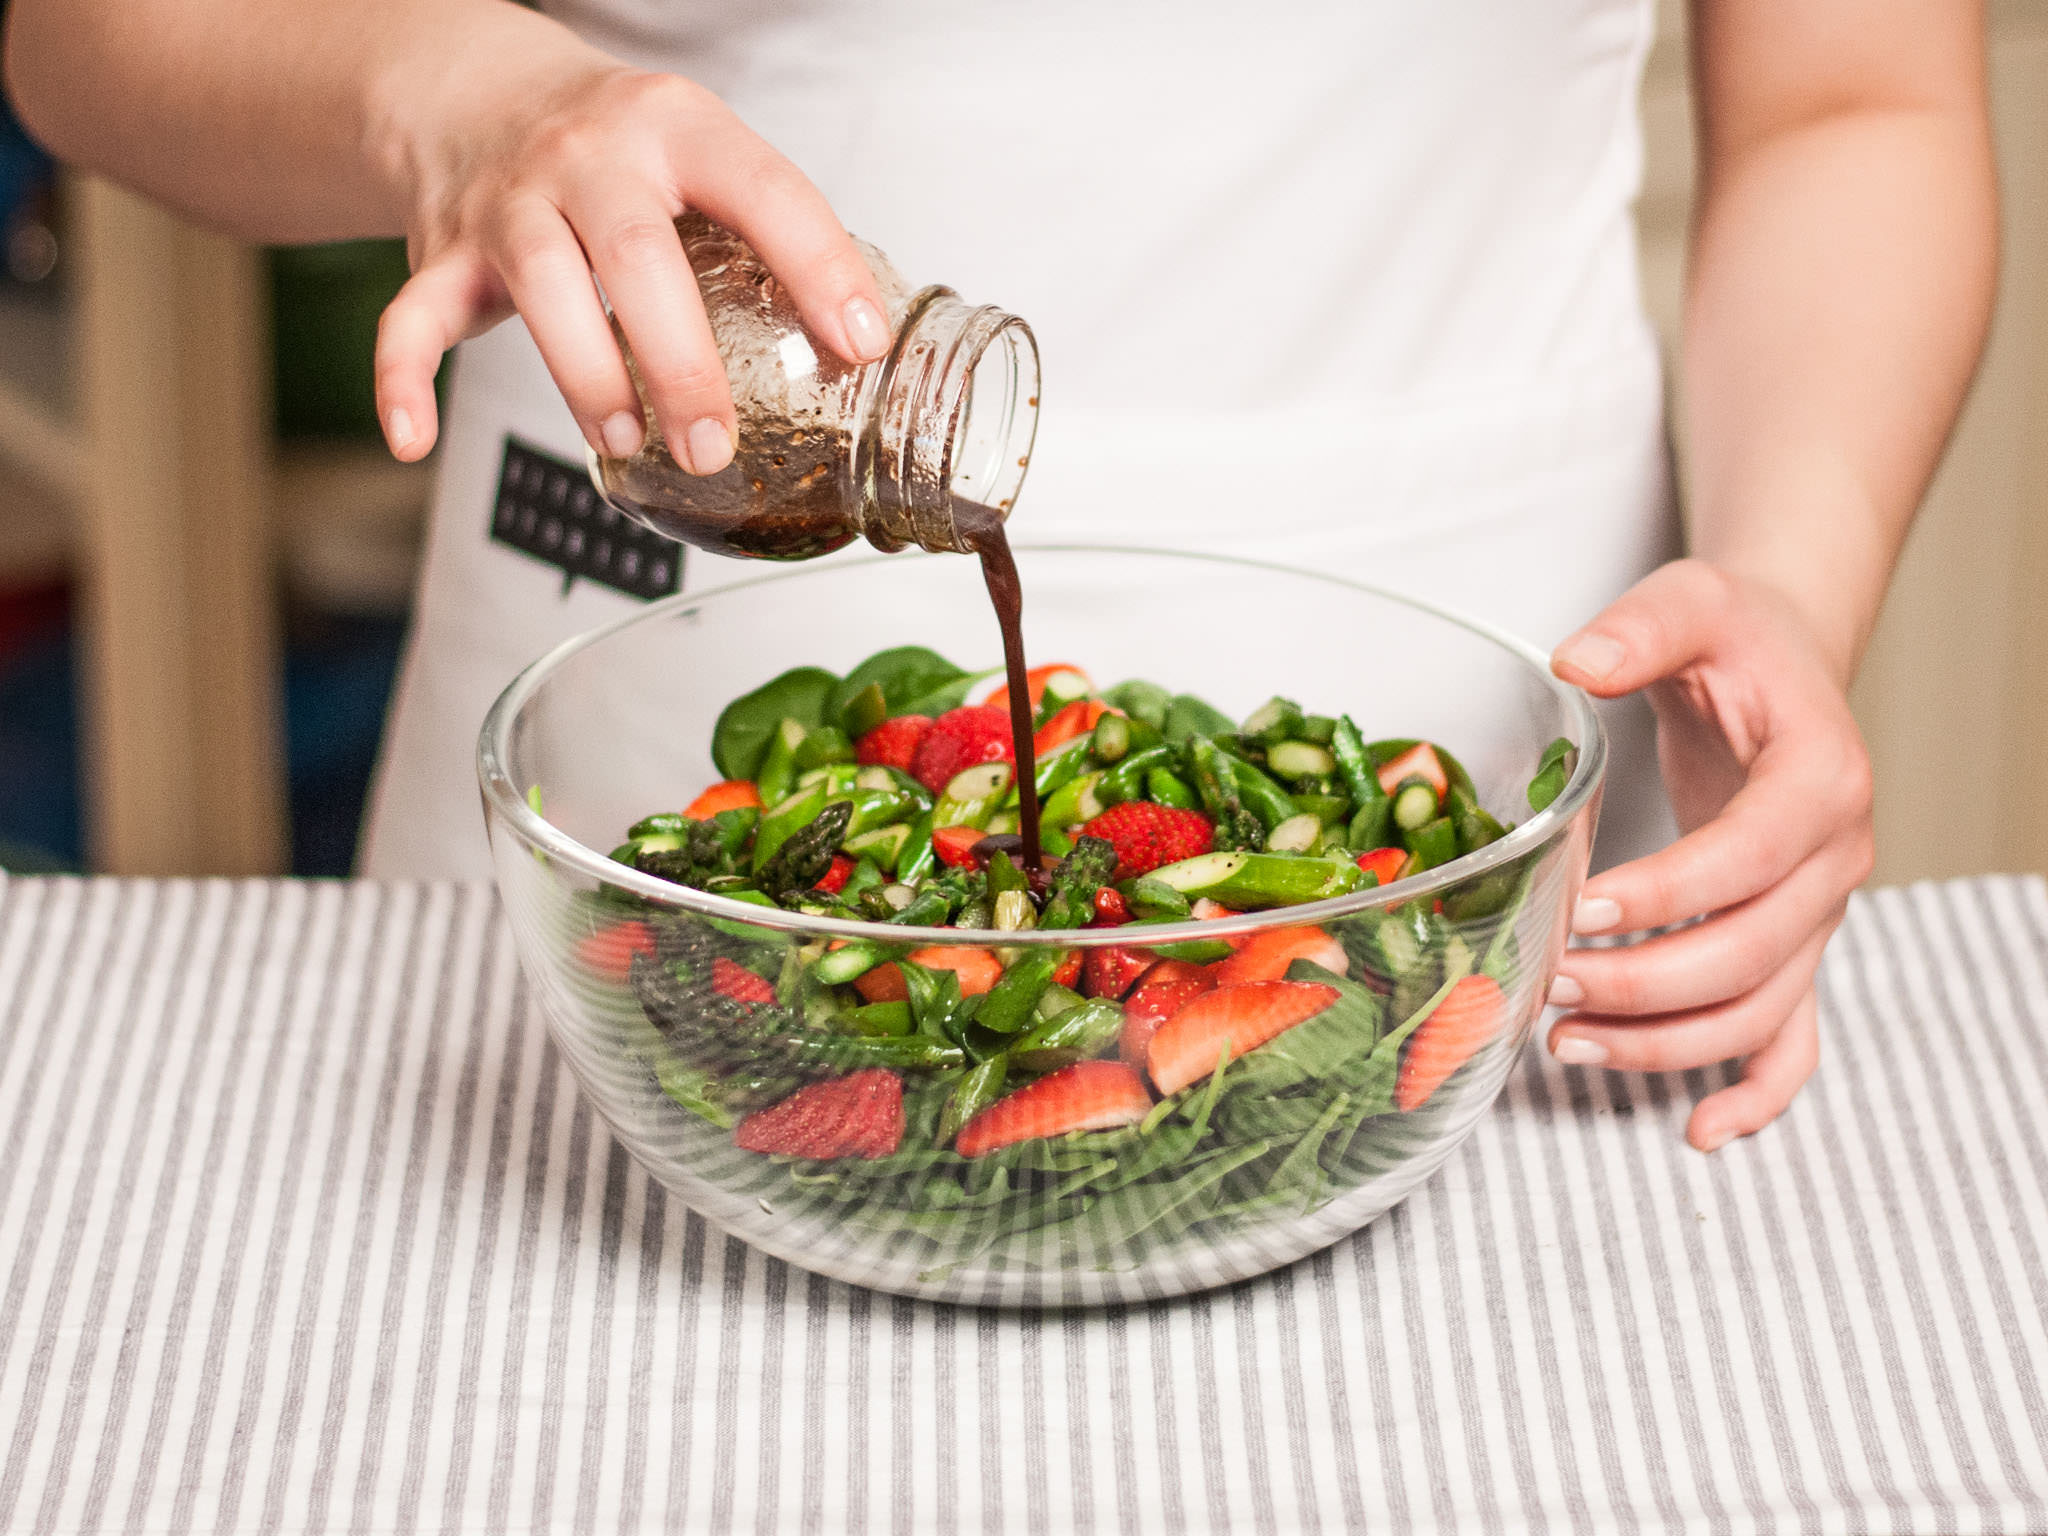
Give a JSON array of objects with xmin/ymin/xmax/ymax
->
[
  {"xmin": 1573, "ymin": 895, "xmax": 1623, "ymax": 935},
  {"xmin": 387, "ymin": 406, "xmax": 415, "ymax": 453},
  {"xmin": 1552, "ymin": 1035, "xmax": 1608, "ymax": 1066},
  {"xmin": 842, "ymin": 296, "xmax": 891, "ymax": 360},
  {"xmin": 1547, "ymin": 973, "xmax": 1584, "ymax": 1009},
  {"xmin": 600, "ymin": 410, "xmax": 644, "ymax": 459},
  {"xmin": 1696, "ymin": 1127, "xmax": 1733, "ymax": 1154},
  {"xmin": 1555, "ymin": 631, "xmax": 1625, "ymax": 681},
  {"xmin": 684, "ymin": 418, "xmax": 734, "ymax": 476}
]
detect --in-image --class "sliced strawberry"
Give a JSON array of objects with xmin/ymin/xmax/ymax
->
[
  {"xmin": 858, "ymin": 945, "xmax": 1005, "ymax": 1002},
  {"xmin": 1053, "ymin": 951, "xmax": 1083, "ymax": 989},
  {"xmin": 1032, "ymin": 698, "xmax": 1108, "ymax": 756},
  {"xmin": 1396, "ymin": 974, "xmax": 1506, "ymax": 1111},
  {"xmin": 1376, "ymin": 742, "xmax": 1450, "ymax": 800},
  {"xmin": 852, "ymin": 961, "xmax": 909, "ymax": 1004},
  {"xmin": 955, "ymin": 1060, "xmax": 1152, "ymax": 1157},
  {"xmin": 1077, "ymin": 801, "xmax": 1214, "ymax": 881},
  {"xmin": 985, "ymin": 662, "xmax": 1091, "ymax": 713},
  {"xmin": 1147, "ymin": 979, "xmax": 1341, "ymax": 1095},
  {"xmin": 575, "ymin": 919, "xmax": 656, "ymax": 982},
  {"xmin": 1189, "ymin": 897, "xmax": 1249, "ymax": 950},
  {"xmin": 1093, "ymin": 886, "xmax": 1133, "ymax": 925},
  {"xmin": 815, "ymin": 853, "xmax": 857, "ymax": 895},
  {"xmin": 734, "ymin": 1069, "xmax": 904, "ymax": 1160},
  {"xmin": 1119, "ymin": 959, "xmax": 1218, "ymax": 1068},
  {"xmin": 909, "ymin": 705, "xmax": 1015, "ymax": 795},
  {"xmin": 1355, "ymin": 847, "xmax": 1409, "ymax": 888},
  {"xmin": 1214, "ymin": 925, "xmax": 1350, "ymax": 986},
  {"xmin": 711, "ymin": 955, "xmax": 778, "ymax": 1005},
  {"xmin": 907, "ymin": 945, "xmax": 1003, "ymax": 996},
  {"xmin": 1083, "ymin": 945, "xmax": 1155, "ymax": 1001},
  {"xmin": 855, "ymin": 715, "xmax": 933, "ymax": 773},
  {"xmin": 932, "ymin": 825, "xmax": 986, "ymax": 869},
  {"xmin": 684, "ymin": 779, "xmax": 764, "ymax": 819}
]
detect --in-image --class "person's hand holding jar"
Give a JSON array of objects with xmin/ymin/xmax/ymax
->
[{"xmin": 361, "ymin": 8, "xmax": 894, "ymax": 475}]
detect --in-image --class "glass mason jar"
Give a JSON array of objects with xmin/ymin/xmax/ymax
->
[{"xmin": 587, "ymin": 213, "xmax": 1041, "ymax": 561}]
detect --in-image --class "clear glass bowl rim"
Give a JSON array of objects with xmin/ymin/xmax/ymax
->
[{"xmin": 477, "ymin": 543, "xmax": 1607, "ymax": 948}]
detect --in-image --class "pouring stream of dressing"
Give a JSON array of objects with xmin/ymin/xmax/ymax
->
[{"xmin": 952, "ymin": 498, "xmax": 1043, "ymax": 873}]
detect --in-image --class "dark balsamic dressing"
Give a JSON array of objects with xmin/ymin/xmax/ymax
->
[{"xmin": 952, "ymin": 497, "xmax": 1043, "ymax": 874}]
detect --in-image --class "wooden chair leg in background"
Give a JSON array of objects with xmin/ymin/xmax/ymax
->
[{"xmin": 73, "ymin": 176, "xmax": 286, "ymax": 875}]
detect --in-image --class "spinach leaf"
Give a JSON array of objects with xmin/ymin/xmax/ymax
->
[
  {"xmin": 712, "ymin": 666, "xmax": 839, "ymax": 780},
  {"xmin": 897, "ymin": 959, "xmax": 977, "ymax": 1049},
  {"xmin": 1163, "ymin": 693, "xmax": 1237, "ymax": 743},
  {"xmin": 826, "ymin": 646, "xmax": 988, "ymax": 730},
  {"xmin": 1526, "ymin": 736, "xmax": 1578, "ymax": 813},
  {"xmin": 1103, "ymin": 679, "xmax": 1172, "ymax": 729}
]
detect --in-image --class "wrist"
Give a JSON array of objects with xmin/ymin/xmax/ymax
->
[
  {"xmin": 1692, "ymin": 549, "xmax": 1865, "ymax": 689},
  {"xmin": 360, "ymin": 3, "xmax": 614, "ymax": 232},
  {"xmin": 1687, "ymin": 471, "xmax": 1889, "ymax": 687}
]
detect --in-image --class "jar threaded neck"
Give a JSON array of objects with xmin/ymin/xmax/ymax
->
[{"xmin": 852, "ymin": 287, "xmax": 1040, "ymax": 553}]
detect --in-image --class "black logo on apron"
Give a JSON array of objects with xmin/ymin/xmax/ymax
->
[{"xmin": 490, "ymin": 436, "xmax": 683, "ymax": 601}]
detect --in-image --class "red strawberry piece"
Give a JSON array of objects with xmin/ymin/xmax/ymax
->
[
  {"xmin": 932, "ymin": 824, "xmax": 986, "ymax": 869},
  {"xmin": 1214, "ymin": 925, "xmax": 1349, "ymax": 986},
  {"xmin": 1092, "ymin": 887, "xmax": 1132, "ymax": 925},
  {"xmin": 1376, "ymin": 742, "xmax": 1450, "ymax": 800},
  {"xmin": 1077, "ymin": 801, "xmax": 1214, "ymax": 881},
  {"xmin": 575, "ymin": 919, "xmax": 656, "ymax": 982},
  {"xmin": 1189, "ymin": 897, "xmax": 1249, "ymax": 950},
  {"xmin": 1119, "ymin": 959, "xmax": 1218, "ymax": 1068},
  {"xmin": 1147, "ymin": 979, "xmax": 1340, "ymax": 1096},
  {"xmin": 855, "ymin": 715, "xmax": 933, "ymax": 773},
  {"xmin": 1355, "ymin": 847, "xmax": 1409, "ymax": 889},
  {"xmin": 954, "ymin": 1060, "xmax": 1152, "ymax": 1158},
  {"xmin": 734, "ymin": 1069, "xmax": 905, "ymax": 1160},
  {"xmin": 985, "ymin": 662, "xmax": 1091, "ymax": 713},
  {"xmin": 684, "ymin": 779, "xmax": 764, "ymax": 819},
  {"xmin": 815, "ymin": 853, "xmax": 857, "ymax": 895},
  {"xmin": 1031, "ymin": 698, "xmax": 1107, "ymax": 756},
  {"xmin": 1396, "ymin": 974, "xmax": 1506, "ymax": 1111},
  {"xmin": 1053, "ymin": 951, "xmax": 1083, "ymax": 989},
  {"xmin": 711, "ymin": 955, "xmax": 778, "ymax": 1005},
  {"xmin": 909, "ymin": 705, "xmax": 1015, "ymax": 795},
  {"xmin": 1083, "ymin": 945, "xmax": 1155, "ymax": 1001}
]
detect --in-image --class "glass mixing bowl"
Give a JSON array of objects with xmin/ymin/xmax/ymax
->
[{"xmin": 479, "ymin": 546, "xmax": 1604, "ymax": 1306}]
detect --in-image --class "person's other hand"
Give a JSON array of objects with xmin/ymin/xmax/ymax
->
[
  {"xmin": 1543, "ymin": 558, "xmax": 1876, "ymax": 1150},
  {"xmin": 371, "ymin": 43, "xmax": 890, "ymax": 471}
]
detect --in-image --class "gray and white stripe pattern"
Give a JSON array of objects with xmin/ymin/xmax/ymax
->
[{"xmin": 0, "ymin": 874, "xmax": 2044, "ymax": 1534}]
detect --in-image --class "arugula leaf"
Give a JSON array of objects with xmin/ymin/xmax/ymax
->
[
  {"xmin": 712, "ymin": 666, "xmax": 840, "ymax": 780},
  {"xmin": 1345, "ymin": 969, "xmax": 1461, "ymax": 1115},
  {"xmin": 1263, "ymin": 1092, "xmax": 1350, "ymax": 1211},
  {"xmin": 654, "ymin": 1059, "xmax": 736, "ymax": 1128}
]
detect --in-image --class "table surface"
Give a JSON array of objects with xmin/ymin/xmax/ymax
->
[{"xmin": 0, "ymin": 873, "xmax": 2044, "ymax": 1536}]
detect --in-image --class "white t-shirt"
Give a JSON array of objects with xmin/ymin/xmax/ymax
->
[{"xmin": 361, "ymin": 0, "xmax": 1679, "ymax": 878}]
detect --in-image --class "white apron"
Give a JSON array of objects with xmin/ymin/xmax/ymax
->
[{"xmin": 361, "ymin": 0, "xmax": 1680, "ymax": 878}]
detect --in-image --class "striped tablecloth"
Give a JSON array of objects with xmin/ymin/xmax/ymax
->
[{"xmin": 0, "ymin": 874, "xmax": 2044, "ymax": 1535}]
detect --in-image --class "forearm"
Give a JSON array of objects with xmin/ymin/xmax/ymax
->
[
  {"xmin": 1680, "ymin": 100, "xmax": 1996, "ymax": 682},
  {"xmin": 2, "ymin": 0, "xmax": 605, "ymax": 244}
]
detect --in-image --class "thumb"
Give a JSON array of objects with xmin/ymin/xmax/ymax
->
[{"xmin": 1551, "ymin": 558, "xmax": 1730, "ymax": 698}]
